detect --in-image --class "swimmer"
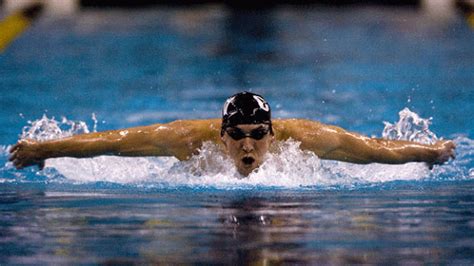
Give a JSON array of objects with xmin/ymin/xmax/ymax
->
[{"xmin": 9, "ymin": 92, "xmax": 455, "ymax": 176}]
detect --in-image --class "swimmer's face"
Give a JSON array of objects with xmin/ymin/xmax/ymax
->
[{"xmin": 221, "ymin": 124, "xmax": 274, "ymax": 176}]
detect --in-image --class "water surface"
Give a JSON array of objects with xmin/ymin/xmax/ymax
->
[{"xmin": 1, "ymin": 4, "xmax": 473, "ymax": 264}]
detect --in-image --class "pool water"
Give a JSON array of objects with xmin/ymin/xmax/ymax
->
[{"xmin": 1, "ymin": 4, "xmax": 474, "ymax": 264}]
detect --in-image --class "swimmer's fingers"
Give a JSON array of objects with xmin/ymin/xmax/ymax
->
[
  {"xmin": 8, "ymin": 151, "xmax": 17, "ymax": 162},
  {"xmin": 12, "ymin": 159, "xmax": 25, "ymax": 170},
  {"xmin": 9, "ymin": 142, "xmax": 21, "ymax": 153},
  {"xmin": 8, "ymin": 142, "xmax": 23, "ymax": 162},
  {"xmin": 11, "ymin": 157, "xmax": 25, "ymax": 169},
  {"xmin": 12, "ymin": 157, "xmax": 43, "ymax": 170},
  {"xmin": 8, "ymin": 140, "xmax": 44, "ymax": 170},
  {"xmin": 438, "ymin": 140, "xmax": 456, "ymax": 163},
  {"xmin": 8, "ymin": 140, "xmax": 31, "ymax": 158},
  {"xmin": 11, "ymin": 156, "xmax": 26, "ymax": 169},
  {"xmin": 449, "ymin": 141, "xmax": 456, "ymax": 160},
  {"xmin": 428, "ymin": 140, "xmax": 456, "ymax": 169},
  {"xmin": 8, "ymin": 142, "xmax": 24, "ymax": 162}
]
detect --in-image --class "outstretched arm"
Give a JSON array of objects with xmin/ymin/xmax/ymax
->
[
  {"xmin": 273, "ymin": 119, "xmax": 455, "ymax": 165},
  {"xmin": 9, "ymin": 119, "xmax": 221, "ymax": 169}
]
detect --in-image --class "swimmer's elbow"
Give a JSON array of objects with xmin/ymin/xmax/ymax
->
[
  {"xmin": 173, "ymin": 149, "xmax": 195, "ymax": 161},
  {"xmin": 167, "ymin": 141, "xmax": 200, "ymax": 161}
]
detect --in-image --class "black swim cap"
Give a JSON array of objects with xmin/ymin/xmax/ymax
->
[{"xmin": 221, "ymin": 92, "xmax": 272, "ymax": 136}]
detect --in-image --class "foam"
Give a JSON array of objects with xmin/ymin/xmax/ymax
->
[
  {"xmin": 2, "ymin": 110, "xmax": 473, "ymax": 189},
  {"xmin": 40, "ymin": 138, "xmax": 454, "ymax": 188},
  {"xmin": 20, "ymin": 114, "xmax": 96, "ymax": 141},
  {"xmin": 383, "ymin": 108, "xmax": 438, "ymax": 144}
]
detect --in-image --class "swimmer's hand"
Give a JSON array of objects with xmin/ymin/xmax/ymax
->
[
  {"xmin": 427, "ymin": 140, "xmax": 456, "ymax": 169},
  {"xmin": 9, "ymin": 140, "xmax": 45, "ymax": 170}
]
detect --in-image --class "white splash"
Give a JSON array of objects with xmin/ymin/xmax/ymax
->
[
  {"xmin": 45, "ymin": 140, "xmax": 324, "ymax": 188},
  {"xmin": 20, "ymin": 114, "xmax": 92, "ymax": 141},
  {"xmin": 382, "ymin": 108, "xmax": 438, "ymax": 144},
  {"xmin": 46, "ymin": 156, "xmax": 178, "ymax": 184},
  {"xmin": 91, "ymin": 113, "xmax": 98, "ymax": 133},
  {"xmin": 0, "ymin": 145, "xmax": 8, "ymax": 156},
  {"xmin": 4, "ymin": 110, "xmax": 473, "ymax": 188},
  {"xmin": 42, "ymin": 138, "xmax": 436, "ymax": 188}
]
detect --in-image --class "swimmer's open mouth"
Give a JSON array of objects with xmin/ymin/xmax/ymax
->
[{"xmin": 242, "ymin": 156, "xmax": 255, "ymax": 165}]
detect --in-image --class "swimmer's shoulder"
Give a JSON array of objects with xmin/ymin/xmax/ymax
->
[
  {"xmin": 164, "ymin": 118, "xmax": 222, "ymax": 142},
  {"xmin": 167, "ymin": 118, "xmax": 221, "ymax": 128},
  {"xmin": 273, "ymin": 118, "xmax": 327, "ymax": 141}
]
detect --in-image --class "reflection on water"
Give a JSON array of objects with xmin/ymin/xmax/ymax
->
[{"xmin": 2, "ymin": 182, "xmax": 474, "ymax": 264}]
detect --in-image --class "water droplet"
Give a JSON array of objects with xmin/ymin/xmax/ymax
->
[{"xmin": 91, "ymin": 113, "xmax": 98, "ymax": 132}]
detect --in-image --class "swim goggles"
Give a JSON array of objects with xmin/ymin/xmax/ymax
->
[{"xmin": 225, "ymin": 126, "xmax": 270, "ymax": 140}]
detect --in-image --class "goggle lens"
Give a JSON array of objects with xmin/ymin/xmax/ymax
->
[{"xmin": 226, "ymin": 127, "xmax": 270, "ymax": 140}]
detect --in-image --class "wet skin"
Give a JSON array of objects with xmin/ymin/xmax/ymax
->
[
  {"xmin": 221, "ymin": 124, "xmax": 274, "ymax": 176},
  {"xmin": 9, "ymin": 119, "xmax": 455, "ymax": 176}
]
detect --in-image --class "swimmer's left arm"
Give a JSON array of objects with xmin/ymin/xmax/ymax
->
[
  {"xmin": 322, "ymin": 132, "xmax": 456, "ymax": 166},
  {"xmin": 274, "ymin": 119, "xmax": 455, "ymax": 165}
]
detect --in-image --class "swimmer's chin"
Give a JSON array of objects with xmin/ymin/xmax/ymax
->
[
  {"xmin": 237, "ymin": 167, "xmax": 254, "ymax": 177},
  {"xmin": 236, "ymin": 156, "xmax": 258, "ymax": 177}
]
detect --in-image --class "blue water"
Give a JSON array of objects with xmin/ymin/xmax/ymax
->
[{"xmin": 1, "ymin": 5, "xmax": 474, "ymax": 264}]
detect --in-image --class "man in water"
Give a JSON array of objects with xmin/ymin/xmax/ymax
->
[{"xmin": 9, "ymin": 92, "xmax": 455, "ymax": 176}]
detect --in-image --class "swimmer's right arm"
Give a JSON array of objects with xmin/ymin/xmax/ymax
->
[{"xmin": 9, "ymin": 119, "xmax": 222, "ymax": 169}]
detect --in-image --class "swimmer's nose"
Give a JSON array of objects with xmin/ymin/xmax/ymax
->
[{"xmin": 241, "ymin": 138, "xmax": 254, "ymax": 153}]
